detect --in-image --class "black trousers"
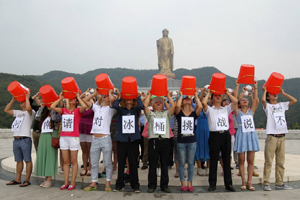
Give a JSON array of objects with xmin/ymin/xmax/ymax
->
[
  {"xmin": 115, "ymin": 139, "xmax": 140, "ymax": 189},
  {"xmin": 140, "ymin": 125, "xmax": 144, "ymax": 160},
  {"xmin": 208, "ymin": 131, "xmax": 232, "ymax": 187},
  {"xmin": 148, "ymin": 138, "xmax": 170, "ymax": 190}
]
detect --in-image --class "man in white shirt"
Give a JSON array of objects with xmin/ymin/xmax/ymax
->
[
  {"xmin": 202, "ymin": 89, "xmax": 238, "ymax": 192},
  {"xmin": 4, "ymin": 92, "xmax": 35, "ymax": 187},
  {"xmin": 261, "ymin": 87, "xmax": 297, "ymax": 191}
]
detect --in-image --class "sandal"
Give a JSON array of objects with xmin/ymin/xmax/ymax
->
[
  {"xmin": 174, "ymin": 172, "xmax": 179, "ymax": 178},
  {"xmin": 20, "ymin": 181, "xmax": 31, "ymax": 187},
  {"xmin": 84, "ymin": 186, "xmax": 97, "ymax": 191},
  {"xmin": 86, "ymin": 170, "xmax": 91, "ymax": 176},
  {"xmin": 105, "ymin": 187, "xmax": 112, "ymax": 192},
  {"xmin": 240, "ymin": 181, "xmax": 246, "ymax": 190},
  {"xmin": 6, "ymin": 180, "xmax": 21, "ymax": 185},
  {"xmin": 247, "ymin": 182, "xmax": 255, "ymax": 191},
  {"xmin": 80, "ymin": 170, "xmax": 87, "ymax": 176}
]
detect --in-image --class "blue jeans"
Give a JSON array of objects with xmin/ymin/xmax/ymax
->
[{"xmin": 177, "ymin": 142, "xmax": 197, "ymax": 182}]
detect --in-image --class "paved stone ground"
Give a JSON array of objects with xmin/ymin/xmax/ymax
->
[{"xmin": 1, "ymin": 137, "xmax": 300, "ymax": 199}]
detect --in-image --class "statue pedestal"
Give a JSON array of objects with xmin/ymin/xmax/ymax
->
[{"xmin": 147, "ymin": 78, "xmax": 181, "ymax": 88}]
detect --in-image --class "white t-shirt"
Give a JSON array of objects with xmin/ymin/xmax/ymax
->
[
  {"xmin": 204, "ymin": 104, "xmax": 233, "ymax": 132},
  {"xmin": 264, "ymin": 102, "xmax": 289, "ymax": 134},
  {"xmin": 90, "ymin": 104, "xmax": 116, "ymax": 134},
  {"xmin": 12, "ymin": 110, "xmax": 36, "ymax": 137}
]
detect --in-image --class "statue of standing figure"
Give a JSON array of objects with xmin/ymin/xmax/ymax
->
[{"xmin": 157, "ymin": 29, "xmax": 175, "ymax": 78}]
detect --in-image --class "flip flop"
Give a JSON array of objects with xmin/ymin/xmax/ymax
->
[
  {"xmin": 20, "ymin": 181, "xmax": 31, "ymax": 187},
  {"xmin": 6, "ymin": 180, "xmax": 21, "ymax": 185},
  {"xmin": 105, "ymin": 187, "xmax": 112, "ymax": 192},
  {"xmin": 84, "ymin": 186, "xmax": 97, "ymax": 191}
]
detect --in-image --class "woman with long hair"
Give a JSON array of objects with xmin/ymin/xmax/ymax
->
[
  {"xmin": 233, "ymin": 80, "xmax": 260, "ymax": 191},
  {"xmin": 51, "ymin": 92, "xmax": 86, "ymax": 190},
  {"xmin": 175, "ymin": 91, "xmax": 202, "ymax": 192},
  {"xmin": 35, "ymin": 104, "xmax": 61, "ymax": 187}
]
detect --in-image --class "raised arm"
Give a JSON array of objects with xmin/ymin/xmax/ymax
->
[
  {"xmin": 35, "ymin": 106, "xmax": 44, "ymax": 121},
  {"xmin": 25, "ymin": 92, "xmax": 33, "ymax": 115},
  {"xmin": 32, "ymin": 92, "xmax": 41, "ymax": 106},
  {"xmin": 175, "ymin": 91, "xmax": 183, "ymax": 115},
  {"xmin": 50, "ymin": 91, "xmax": 63, "ymax": 114},
  {"xmin": 83, "ymin": 90, "xmax": 98, "ymax": 109},
  {"xmin": 280, "ymin": 89, "xmax": 297, "ymax": 106},
  {"xmin": 77, "ymin": 93, "xmax": 87, "ymax": 113},
  {"xmin": 194, "ymin": 91, "xmax": 203, "ymax": 116},
  {"xmin": 202, "ymin": 89, "xmax": 211, "ymax": 112},
  {"xmin": 4, "ymin": 96, "xmax": 16, "ymax": 116},
  {"xmin": 250, "ymin": 81, "xmax": 259, "ymax": 114},
  {"xmin": 108, "ymin": 89, "xmax": 116, "ymax": 108},
  {"xmin": 261, "ymin": 86, "xmax": 267, "ymax": 109},
  {"xmin": 143, "ymin": 90, "xmax": 151, "ymax": 117},
  {"xmin": 167, "ymin": 90, "xmax": 175, "ymax": 116},
  {"xmin": 227, "ymin": 88, "xmax": 238, "ymax": 110}
]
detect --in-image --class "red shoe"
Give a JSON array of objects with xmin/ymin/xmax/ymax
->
[
  {"xmin": 60, "ymin": 184, "xmax": 69, "ymax": 190},
  {"xmin": 188, "ymin": 186, "xmax": 194, "ymax": 192},
  {"xmin": 181, "ymin": 186, "xmax": 187, "ymax": 192},
  {"xmin": 68, "ymin": 185, "xmax": 76, "ymax": 190}
]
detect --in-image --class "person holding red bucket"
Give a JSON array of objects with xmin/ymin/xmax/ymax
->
[
  {"xmin": 233, "ymin": 80, "xmax": 260, "ymax": 191},
  {"xmin": 202, "ymin": 73, "xmax": 238, "ymax": 192},
  {"xmin": 34, "ymin": 97, "xmax": 61, "ymax": 188},
  {"xmin": 82, "ymin": 88, "xmax": 117, "ymax": 192},
  {"xmin": 50, "ymin": 91, "xmax": 87, "ymax": 190},
  {"xmin": 261, "ymin": 73, "xmax": 297, "ymax": 191},
  {"xmin": 4, "ymin": 90, "xmax": 35, "ymax": 187},
  {"xmin": 143, "ymin": 90, "xmax": 175, "ymax": 193},
  {"xmin": 175, "ymin": 90, "xmax": 203, "ymax": 192},
  {"xmin": 112, "ymin": 77, "xmax": 144, "ymax": 193}
]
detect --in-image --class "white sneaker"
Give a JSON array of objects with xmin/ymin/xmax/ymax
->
[
  {"xmin": 197, "ymin": 168, "xmax": 204, "ymax": 176},
  {"xmin": 263, "ymin": 185, "xmax": 272, "ymax": 191},
  {"xmin": 157, "ymin": 168, "xmax": 161, "ymax": 177},
  {"xmin": 275, "ymin": 184, "xmax": 293, "ymax": 190}
]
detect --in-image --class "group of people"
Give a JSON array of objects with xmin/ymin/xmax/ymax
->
[{"xmin": 4, "ymin": 77, "xmax": 297, "ymax": 193}]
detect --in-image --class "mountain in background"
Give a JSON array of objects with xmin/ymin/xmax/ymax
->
[{"xmin": 1, "ymin": 67, "xmax": 300, "ymax": 129}]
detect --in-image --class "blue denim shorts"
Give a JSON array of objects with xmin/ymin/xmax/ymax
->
[{"xmin": 13, "ymin": 137, "xmax": 32, "ymax": 162}]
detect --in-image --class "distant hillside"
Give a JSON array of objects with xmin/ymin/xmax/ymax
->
[{"xmin": 1, "ymin": 67, "xmax": 300, "ymax": 129}]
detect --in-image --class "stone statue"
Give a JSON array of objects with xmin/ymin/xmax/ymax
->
[{"xmin": 157, "ymin": 29, "xmax": 175, "ymax": 79}]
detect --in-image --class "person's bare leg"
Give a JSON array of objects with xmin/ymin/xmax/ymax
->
[
  {"xmin": 61, "ymin": 150, "xmax": 70, "ymax": 185},
  {"xmin": 70, "ymin": 150, "xmax": 79, "ymax": 186},
  {"xmin": 60, "ymin": 150, "xmax": 64, "ymax": 172},
  {"xmin": 24, "ymin": 161, "xmax": 32, "ymax": 182},
  {"xmin": 112, "ymin": 141, "xmax": 117, "ymax": 172},
  {"xmin": 247, "ymin": 151, "xmax": 255, "ymax": 186},
  {"xmin": 80, "ymin": 142, "xmax": 88, "ymax": 173},
  {"xmin": 126, "ymin": 157, "xmax": 129, "ymax": 172},
  {"xmin": 239, "ymin": 153, "xmax": 246, "ymax": 187},
  {"xmin": 15, "ymin": 161, "xmax": 23, "ymax": 182},
  {"xmin": 196, "ymin": 159, "xmax": 201, "ymax": 168}
]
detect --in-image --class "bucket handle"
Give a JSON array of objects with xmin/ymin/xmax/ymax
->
[
  {"xmin": 63, "ymin": 90, "xmax": 79, "ymax": 94},
  {"xmin": 181, "ymin": 88, "xmax": 196, "ymax": 91}
]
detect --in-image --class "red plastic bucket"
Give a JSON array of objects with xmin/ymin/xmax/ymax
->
[
  {"xmin": 61, "ymin": 77, "xmax": 81, "ymax": 99},
  {"xmin": 238, "ymin": 64, "xmax": 255, "ymax": 84},
  {"xmin": 151, "ymin": 74, "xmax": 168, "ymax": 96},
  {"xmin": 95, "ymin": 73, "xmax": 115, "ymax": 95},
  {"xmin": 209, "ymin": 73, "xmax": 226, "ymax": 95},
  {"xmin": 264, "ymin": 72, "xmax": 284, "ymax": 94},
  {"xmin": 121, "ymin": 76, "xmax": 138, "ymax": 99},
  {"xmin": 39, "ymin": 85, "xmax": 59, "ymax": 106},
  {"xmin": 180, "ymin": 75, "xmax": 196, "ymax": 95},
  {"xmin": 7, "ymin": 81, "xmax": 30, "ymax": 102}
]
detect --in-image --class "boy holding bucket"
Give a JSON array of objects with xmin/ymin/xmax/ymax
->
[
  {"xmin": 144, "ymin": 90, "xmax": 175, "ymax": 193},
  {"xmin": 5, "ymin": 92, "xmax": 36, "ymax": 187},
  {"xmin": 202, "ymin": 89, "xmax": 238, "ymax": 192},
  {"xmin": 262, "ymin": 87, "xmax": 297, "ymax": 191},
  {"xmin": 82, "ymin": 89, "xmax": 116, "ymax": 192},
  {"xmin": 112, "ymin": 89, "xmax": 144, "ymax": 193}
]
